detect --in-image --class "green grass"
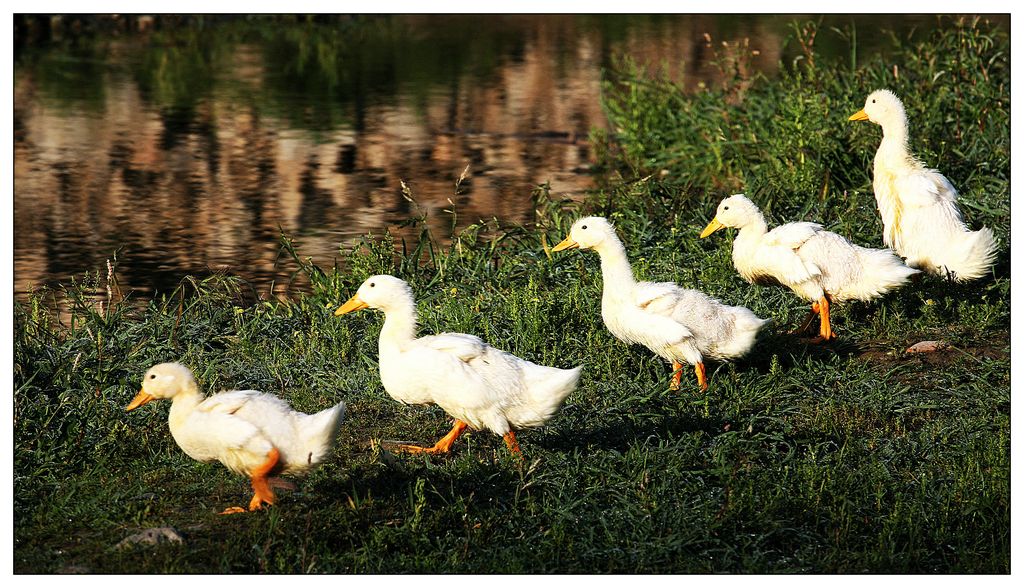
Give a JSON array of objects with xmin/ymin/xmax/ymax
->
[{"xmin": 13, "ymin": 17, "xmax": 1008, "ymax": 573}]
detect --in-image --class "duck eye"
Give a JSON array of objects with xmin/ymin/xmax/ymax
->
[
  {"xmin": 369, "ymin": 282, "xmax": 375, "ymax": 288},
  {"xmin": 149, "ymin": 374, "xmax": 156, "ymax": 379},
  {"xmin": 723, "ymin": 206, "xmax": 729, "ymax": 211},
  {"xmin": 871, "ymin": 99, "xmax": 876, "ymax": 103},
  {"xmin": 581, "ymin": 225, "xmax": 588, "ymax": 230}
]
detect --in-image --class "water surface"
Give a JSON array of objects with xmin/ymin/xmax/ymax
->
[{"xmin": 14, "ymin": 14, "xmax": 956, "ymax": 304}]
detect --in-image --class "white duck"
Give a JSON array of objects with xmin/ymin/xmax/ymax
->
[
  {"xmin": 334, "ymin": 275, "xmax": 581, "ymax": 456},
  {"xmin": 700, "ymin": 194, "xmax": 919, "ymax": 342},
  {"xmin": 126, "ymin": 362, "xmax": 346, "ymax": 514},
  {"xmin": 849, "ymin": 89, "xmax": 997, "ymax": 281},
  {"xmin": 552, "ymin": 216, "xmax": 766, "ymax": 391}
]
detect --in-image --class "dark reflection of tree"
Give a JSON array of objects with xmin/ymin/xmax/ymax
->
[
  {"xmin": 121, "ymin": 165, "xmax": 161, "ymax": 201},
  {"xmin": 237, "ymin": 119, "xmax": 277, "ymax": 229},
  {"xmin": 334, "ymin": 144, "xmax": 357, "ymax": 174},
  {"xmin": 196, "ymin": 112, "xmax": 220, "ymax": 178},
  {"xmin": 115, "ymin": 253, "xmax": 205, "ymax": 301},
  {"xmin": 107, "ymin": 141, "xmax": 133, "ymax": 169},
  {"xmin": 297, "ymin": 157, "xmax": 335, "ymax": 231},
  {"xmin": 41, "ymin": 218, "xmax": 67, "ymax": 283},
  {"xmin": 159, "ymin": 108, "xmax": 191, "ymax": 151},
  {"xmin": 51, "ymin": 161, "xmax": 74, "ymax": 204}
]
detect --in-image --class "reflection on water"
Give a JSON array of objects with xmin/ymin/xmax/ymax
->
[{"xmin": 14, "ymin": 14, "xmax": 949, "ymax": 305}]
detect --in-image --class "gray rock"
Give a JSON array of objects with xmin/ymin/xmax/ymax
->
[
  {"xmin": 906, "ymin": 340, "xmax": 950, "ymax": 353},
  {"xmin": 114, "ymin": 527, "xmax": 184, "ymax": 550}
]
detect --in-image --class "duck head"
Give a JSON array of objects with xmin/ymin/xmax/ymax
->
[
  {"xmin": 335, "ymin": 275, "xmax": 413, "ymax": 316},
  {"xmin": 126, "ymin": 362, "xmax": 198, "ymax": 411},
  {"xmin": 551, "ymin": 216, "xmax": 617, "ymax": 252},
  {"xmin": 849, "ymin": 89, "xmax": 906, "ymax": 127},
  {"xmin": 700, "ymin": 194, "xmax": 761, "ymax": 237}
]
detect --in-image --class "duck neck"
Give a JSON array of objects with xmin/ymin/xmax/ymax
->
[
  {"xmin": 733, "ymin": 213, "xmax": 769, "ymax": 268},
  {"xmin": 877, "ymin": 115, "xmax": 911, "ymax": 165},
  {"xmin": 379, "ymin": 299, "xmax": 418, "ymax": 352},
  {"xmin": 168, "ymin": 384, "xmax": 203, "ymax": 430},
  {"xmin": 736, "ymin": 214, "xmax": 769, "ymax": 242},
  {"xmin": 593, "ymin": 237, "xmax": 636, "ymax": 298}
]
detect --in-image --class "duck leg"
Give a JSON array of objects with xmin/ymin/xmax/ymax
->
[
  {"xmin": 219, "ymin": 447, "xmax": 280, "ymax": 515},
  {"xmin": 502, "ymin": 431, "xmax": 523, "ymax": 456},
  {"xmin": 247, "ymin": 447, "xmax": 281, "ymax": 510},
  {"xmin": 806, "ymin": 295, "xmax": 835, "ymax": 343},
  {"xmin": 695, "ymin": 362, "xmax": 708, "ymax": 392},
  {"xmin": 671, "ymin": 361, "xmax": 707, "ymax": 391},
  {"xmin": 670, "ymin": 362, "xmax": 684, "ymax": 390},
  {"xmin": 793, "ymin": 302, "xmax": 820, "ymax": 335},
  {"xmin": 397, "ymin": 420, "xmax": 469, "ymax": 454}
]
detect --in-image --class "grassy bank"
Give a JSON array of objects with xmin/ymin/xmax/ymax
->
[{"xmin": 13, "ymin": 17, "xmax": 1008, "ymax": 573}]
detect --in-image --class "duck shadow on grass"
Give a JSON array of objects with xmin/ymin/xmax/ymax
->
[
  {"xmin": 304, "ymin": 449, "xmax": 528, "ymax": 511},
  {"xmin": 535, "ymin": 410, "xmax": 725, "ymax": 454},
  {"xmin": 301, "ymin": 400, "xmax": 727, "ymax": 503},
  {"xmin": 732, "ymin": 328, "xmax": 864, "ymax": 376}
]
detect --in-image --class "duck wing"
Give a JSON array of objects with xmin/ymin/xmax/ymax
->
[
  {"xmin": 762, "ymin": 221, "xmax": 822, "ymax": 247},
  {"xmin": 417, "ymin": 332, "xmax": 488, "ymax": 363},
  {"xmin": 170, "ymin": 391, "xmax": 273, "ymax": 467},
  {"xmin": 633, "ymin": 281, "xmax": 681, "ymax": 308},
  {"xmin": 197, "ymin": 389, "xmax": 283, "ymax": 415},
  {"xmin": 630, "ymin": 281, "xmax": 695, "ymax": 343},
  {"xmin": 754, "ymin": 223, "xmax": 825, "ymax": 286},
  {"xmin": 895, "ymin": 168, "xmax": 960, "ymax": 208},
  {"xmin": 410, "ymin": 332, "xmax": 525, "ymax": 425}
]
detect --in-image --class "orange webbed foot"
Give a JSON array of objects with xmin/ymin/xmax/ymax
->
[
  {"xmin": 395, "ymin": 420, "xmax": 469, "ymax": 455},
  {"xmin": 395, "ymin": 443, "xmax": 447, "ymax": 455}
]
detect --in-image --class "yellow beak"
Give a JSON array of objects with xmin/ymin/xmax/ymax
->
[
  {"xmin": 126, "ymin": 389, "xmax": 155, "ymax": 411},
  {"xmin": 848, "ymin": 109, "xmax": 870, "ymax": 122},
  {"xmin": 334, "ymin": 295, "xmax": 369, "ymax": 316},
  {"xmin": 551, "ymin": 236, "xmax": 579, "ymax": 252},
  {"xmin": 699, "ymin": 218, "xmax": 725, "ymax": 239}
]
